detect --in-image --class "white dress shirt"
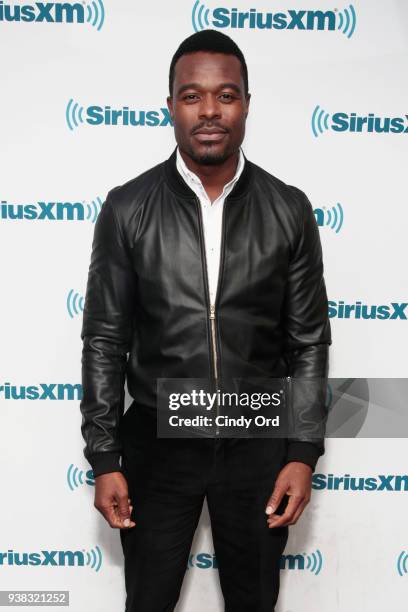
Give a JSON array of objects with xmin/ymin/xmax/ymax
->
[{"xmin": 176, "ymin": 146, "xmax": 245, "ymax": 306}]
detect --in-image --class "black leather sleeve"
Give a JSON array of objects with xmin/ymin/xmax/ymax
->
[
  {"xmin": 79, "ymin": 190, "xmax": 136, "ymax": 478},
  {"xmin": 283, "ymin": 187, "xmax": 332, "ymax": 473}
]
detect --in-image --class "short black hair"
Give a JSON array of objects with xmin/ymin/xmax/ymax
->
[{"xmin": 169, "ymin": 29, "xmax": 249, "ymax": 97}]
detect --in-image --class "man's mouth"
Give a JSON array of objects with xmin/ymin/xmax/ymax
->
[{"xmin": 193, "ymin": 129, "xmax": 228, "ymax": 143}]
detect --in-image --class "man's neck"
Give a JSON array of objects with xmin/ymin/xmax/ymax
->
[{"xmin": 178, "ymin": 147, "xmax": 240, "ymax": 202}]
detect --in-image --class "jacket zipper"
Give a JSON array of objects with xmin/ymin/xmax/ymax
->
[
  {"xmin": 194, "ymin": 195, "xmax": 228, "ymax": 436},
  {"xmin": 209, "ymin": 304, "xmax": 219, "ymax": 380}
]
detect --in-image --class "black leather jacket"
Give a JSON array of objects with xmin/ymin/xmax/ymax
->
[{"xmin": 80, "ymin": 146, "xmax": 332, "ymax": 477}]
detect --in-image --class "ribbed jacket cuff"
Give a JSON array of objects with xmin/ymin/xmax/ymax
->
[
  {"xmin": 87, "ymin": 451, "xmax": 122, "ymax": 478},
  {"xmin": 286, "ymin": 441, "xmax": 322, "ymax": 473}
]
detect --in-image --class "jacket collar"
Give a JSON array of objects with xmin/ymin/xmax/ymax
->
[{"xmin": 164, "ymin": 145, "xmax": 253, "ymax": 200}]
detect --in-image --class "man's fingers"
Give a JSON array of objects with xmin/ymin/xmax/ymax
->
[
  {"xmin": 286, "ymin": 500, "xmax": 306, "ymax": 526},
  {"xmin": 267, "ymin": 494, "xmax": 304, "ymax": 528},
  {"xmin": 98, "ymin": 503, "xmax": 124, "ymax": 528},
  {"xmin": 265, "ymin": 482, "xmax": 287, "ymax": 515},
  {"xmin": 117, "ymin": 494, "xmax": 133, "ymax": 528},
  {"xmin": 94, "ymin": 473, "xmax": 135, "ymax": 529},
  {"xmin": 267, "ymin": 494, "xmax": 303, "ymax": 528},
  {"xmin": 97, "ymin": 499, "xmax": 135, "ymax": 529}
]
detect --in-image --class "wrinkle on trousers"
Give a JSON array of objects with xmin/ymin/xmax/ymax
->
[{"xmin": 119, "ymin": 410, "xmax": 289, "ymax": 612}]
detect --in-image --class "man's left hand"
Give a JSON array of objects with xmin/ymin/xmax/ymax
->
[{"xmin": 265, "ymin": 461, "xmax": 313, "ymax": 528}]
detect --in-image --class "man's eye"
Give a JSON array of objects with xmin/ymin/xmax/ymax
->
[
  {"xmin": 220, "ymin": 93, "xmax": 233, "ymax": 100},
  {"xmin": 184, "ymin": 94, "xmax": 198, "ymax": 100}
]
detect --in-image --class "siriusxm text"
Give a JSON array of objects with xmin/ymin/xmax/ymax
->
[
  {"xmin": 1, "ymin": 549, "xmax": 88, "ymax": 566},
  {"xmin": 332, "ymin": 113, "xmax": 408, "ymax": 133},
  {"xmin": 313, "ymin": 473, "xmax": 408, "ymax": 492},
  {"xmin": 0, "ymin": 383, "xmax": 81, "ymax": 400},
  {"xmin": 1, "ymin": 201, "xmax": 88, "ymax": 221},
  {"xmin": 329, "ymin": 301, "xmax": 407, "ymax": 320},
  {"xmin": 212, "ymin": 8, "xmax": 336, "ymax": 30},
  {"xmin": 0, "ymin": 2, "xmax": 85, "ymax": 23},
  {"xmin": 86, "ymin": 106, "xmax": 172, "ymax": 127}
]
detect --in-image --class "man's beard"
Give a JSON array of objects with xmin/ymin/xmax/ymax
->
[{"xmin": 189, "ymin": 145, "xmax": 231, "ymax": 166}]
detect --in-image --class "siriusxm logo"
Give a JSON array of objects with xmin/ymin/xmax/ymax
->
[
  {"xmin": 0, "ymin": 546, "xmax": 102, "ymax": 571},
  {"xmin": 67, "ymin": 289, "xmax": 84, "ymax": 319},
  {"xmin": 314, "ymin": 203, "xmax": 344, "ymax": 233},
  {"xmin": 0, "ymin": 197, "xmax": 102, "ymax": 223},
  {"xmin": 187, "ymin": 550, "xmax": 322, "ymax": 572},
  {"xmin": 0, "ymin": 382, "xmax": 81, "ymax": 400},
  {"xmin": 312, "ymin": 105, "xmax": 408, "ymax": 137},
  {"xmin": 0, "ymin": 1, "xmax": 105, "ymax": 30},
  {"xmin": 313, "ymin": 473, "xmax": 408, "ymax": 492},
  {"xmin": 192, "ymin": 2, "xmax": 356, "ymax": 38},
  {"xmin": 280, "ymin": 549, "xmax": 322, "ymax": 574},
  {"xmin": 329, "ymin": 300, "xmax": 407, "ymax": 320},
  {"xmin": 67, "ymin": 464, "xmax": 95, "ymax": 490},
  {"xmin": 397, "ymin": 551, "xmax": 408, "ymax": 576},
  {"xmin": 188, "ymin": 553, "xmax": 218, "ymax": 570},
  {"xmin": 66, "ymin": 99, "xmax": 173, "ymax": 131}
]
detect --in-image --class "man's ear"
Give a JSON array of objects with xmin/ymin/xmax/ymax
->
[
  {"xmin": 245, "ymin": 93, "xmax": 251, "ymax": 116},
  {"xmin": 167, "ymin": 96, "xmax": 174, "ymax": 120}
]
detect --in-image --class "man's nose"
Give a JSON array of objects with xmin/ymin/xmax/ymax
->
[{"xmin": 199, "ymin": 94, "xmax": 221, "ymax": 120}]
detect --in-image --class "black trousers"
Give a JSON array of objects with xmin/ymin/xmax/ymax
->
[{"xmin": 119, "ymin": 409, "xmax": 289, "ymax": 612}]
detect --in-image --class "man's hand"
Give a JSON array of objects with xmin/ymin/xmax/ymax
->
[
  {"xmin": 94, "ymin": 472, "xmax": 136, "ymax": 529},
  {"xmin": 265, "ymin": 461, "xmax": 312, "ymax": 528}
]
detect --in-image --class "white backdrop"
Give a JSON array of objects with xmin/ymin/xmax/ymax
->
[{"xmin": 0, "ymin": 1, "xmax": 407, "ymax": 610}]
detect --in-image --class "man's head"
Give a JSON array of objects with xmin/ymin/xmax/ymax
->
[{"xmin": 167, "ymin": 30, "xmax": 251, "ymax": 166}]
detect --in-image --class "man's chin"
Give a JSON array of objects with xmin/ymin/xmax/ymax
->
[{"xmin": 189, "ymin": 144, "xmax": 231, "ymax": 166}]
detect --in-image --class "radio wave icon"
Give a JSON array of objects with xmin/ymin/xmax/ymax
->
[
  {"xmin": 397, "ymin": 551, "xmax": 408, "ymax": 576},
  {"xmin": 323, "ymin": 203, "xmax": 344, "ymax": 233},
  {"xmin": 84, "ymin": 545, "xmax": 102, "ymax": 572},
  {"xmin": 66, "ymin": 98, "xmax": 85, "ymax": 131},
  {"xmin": 336, "ymin": 4, "xmax": 357, "ymax": 39},
  {"xmin": 192, "ymin": 0, "xmax": 210, "ymax": 32},
  {"xmin": 67, "ymin": 464, "xmax": 86, "ymax": 491},
  {"xmin": 67, "ymin": 289, "xmax": 84, "ymax": 319},
  {"xmin": 305, "ymin": 549, "xmax": 323, "ymax": 575},
  {"xmin": 86, "ymin": 196, "xmax": 103, "ymax": 223},
  {"xmin": 311, "ymin": 105, "xmax": 331, "ymax": 138},
  {"xmin": 86, "ymin": 0, "xmax": 105, "ymax": 31}
]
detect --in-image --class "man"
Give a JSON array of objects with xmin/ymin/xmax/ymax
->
[{"xmin": 80, "ymin": 29, "xmax": 331, "ymax": 612}]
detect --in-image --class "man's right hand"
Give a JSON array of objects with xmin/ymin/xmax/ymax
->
[{"xmin": 94, "ymin": 472, "xmax": 136, "ymax": 529}]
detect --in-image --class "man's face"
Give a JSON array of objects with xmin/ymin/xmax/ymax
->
[{"xmin": 167, "ymin": 51, "xmax": 250, "ymax": 165}]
